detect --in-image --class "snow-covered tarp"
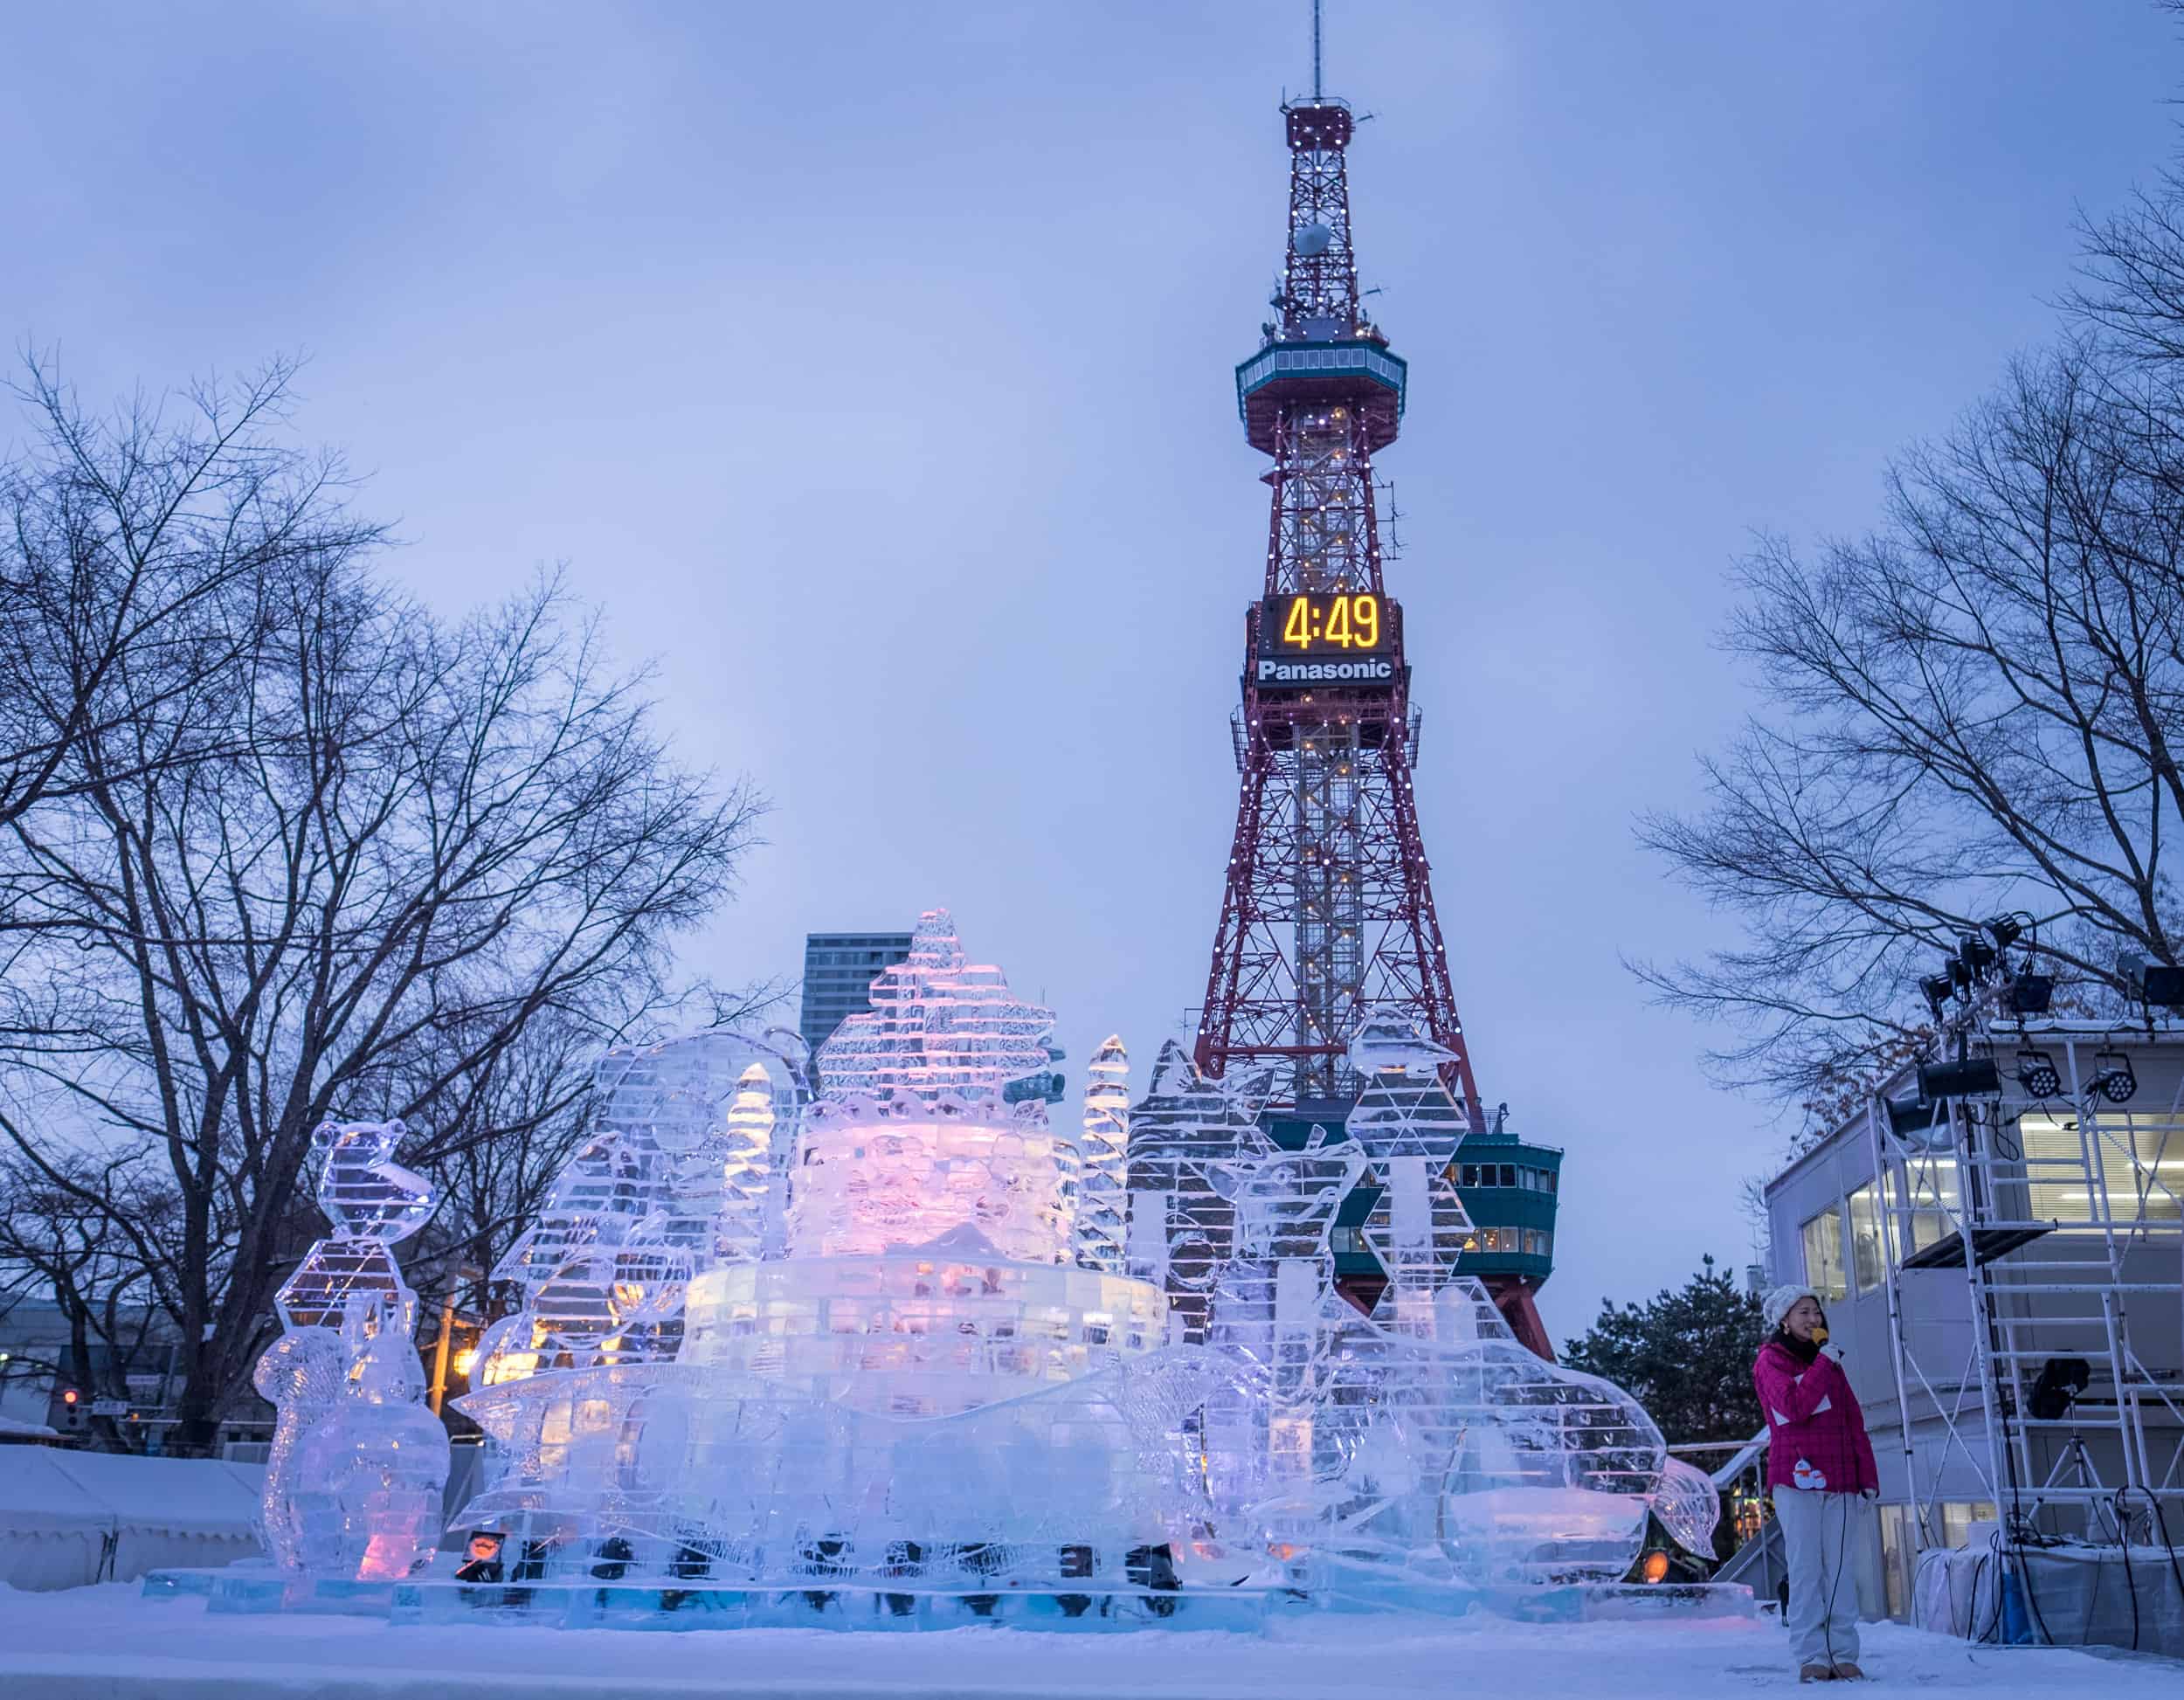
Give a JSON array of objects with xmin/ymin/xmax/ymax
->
[
  {"xmin": 0, "ymin": 1449, "xmax": 263, "ymax": 1590},
  {"xmin": 1916, "ymin": 1538, "xmax": 2184, "ymax": 1660}
]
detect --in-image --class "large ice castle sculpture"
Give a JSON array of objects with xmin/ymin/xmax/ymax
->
[
  {"xmin": 254, "ymin": 909, "xmax": 1715, "ymax": 1612},
  {"xmin": 443, "ymin": 913, "xmax": 1222, "ymax": 1594}
]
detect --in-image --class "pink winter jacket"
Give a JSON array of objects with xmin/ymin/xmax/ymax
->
[{"xmin": 1753, "ymin": 1338, "xmax": 1879, "ymax": 1496}]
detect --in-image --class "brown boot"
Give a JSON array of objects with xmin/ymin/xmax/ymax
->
[
  {"xmin": 1829, "ymin": 1663, "xmax": 1865, "ymax": 1681},
  {"xmin": 1799, "ymin": 1666, "xmax": 1836, "ymax": 1683}
]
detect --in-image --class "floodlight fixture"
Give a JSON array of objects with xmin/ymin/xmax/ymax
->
[
  {"xmin": 2114, "ymin": 950, "xmax": 2184, "ymax": 1006},
  {"xmin": 2015, "ymin": 1049, "xmax": 2062, "ymax": 1100},
  {"xmin": 1984, "ymin": 914, "xmax": 2028, "ymax": 951},
  {"xmin": 1918, "ymin": 1056, "xmax": 2002, "ymax": 1101},
  {"xmin": 1884, "ymin": 1094, "xmax": 1939, "ymax": 1139},
  {"xmin": 1949, "ymin": 956, "xmax": 1976, "ymax": 993},
  {"xmin": 2092, "ymin": 1048, "xmax": 2138, "ymax": 1104},
  {"xmin": 1920, "ymin": 974, "xmax": 1954, "ymax": 1019},
  {"xmin": 1958, "ymin": 933, "xmax": 1998, "ymax": 977},
  {"xmin": 2004, "ymin": 975, "xmax": 2055, "ymax": 1016}
]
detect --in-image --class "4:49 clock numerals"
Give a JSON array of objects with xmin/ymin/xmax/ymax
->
[{"xmin": 1282, "ymin": 592, "xmax": 1379, "ymax": 651}]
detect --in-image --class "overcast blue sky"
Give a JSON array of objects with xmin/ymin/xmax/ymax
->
[{"xmin": 4, "ymin": 2, "xmax": 2178, "ymax": 1341}]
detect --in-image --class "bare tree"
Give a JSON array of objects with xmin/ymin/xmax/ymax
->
[
  {"xmin": 0, "ymin": 354, "xmax": 370, "ymax": 839},
  {"xmin": 1637, "ymin": 197, "xmax": 2184, "ymax": 1109},
  {"xmin": 0, "ymin": 376, "xmax": 767, "ymax": 1450},
  {"xmin": 0, "ymin": 1150, "xmax": 176, "ymax": 1447}
]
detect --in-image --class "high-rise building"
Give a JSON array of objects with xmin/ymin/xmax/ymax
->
[{"xmin": 798, "ymin": 931, "xmax": 913, "ymax": 1067}]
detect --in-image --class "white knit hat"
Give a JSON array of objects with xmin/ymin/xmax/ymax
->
[{"xmin": 1761, "ymin": 1283, "xmax": 1820, "ymax": 1334}]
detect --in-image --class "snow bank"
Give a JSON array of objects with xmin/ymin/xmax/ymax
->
[{"xmin": 2, "ymin": 1583, "xmax": 2180, "ymax": 1698}]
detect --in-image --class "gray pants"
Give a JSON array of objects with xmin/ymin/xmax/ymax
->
[{"xmin": 1773, "ymin": 1487, "xmax": 1862, "ymax": 1668}]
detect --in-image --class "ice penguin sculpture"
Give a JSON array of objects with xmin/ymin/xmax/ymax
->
[{"xmin": 257, "ymin": 1119, "xmax": 450, "ymax": 1579}]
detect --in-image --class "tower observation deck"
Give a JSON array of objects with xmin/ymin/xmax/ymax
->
[
  {"xmin": 1197, "ymin": 90, "xmax": 1471, "ymax": 1116},
  {"xmin": 1192, "ymin": 55, "xmax": 1558, "ymax": 1356}
]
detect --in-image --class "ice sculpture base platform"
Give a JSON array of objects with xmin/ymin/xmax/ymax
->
[
  {"xmin": 1313, "ymin": 1572, "xmax": 1753, "ymax": 1626},
  {"xmin": 143, "ymin": 1569, "xmax": 405, "ymax": 1617},
  {"xmin": 385, "ymin": 1578, "xmax": 1284, "ymax": 1632},
  {"xmin": 1460, "ymin": 1581, "xmax": 1755, "ymax": 1625},
  {"xmin": 147, "ymin": 1562, "xmax": 1747, "ymax": 1633}
]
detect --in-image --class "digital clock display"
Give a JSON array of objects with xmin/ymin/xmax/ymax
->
[{"xmin": 1259, "ymin": 592, "xmax": 1392, "ymax": 654}]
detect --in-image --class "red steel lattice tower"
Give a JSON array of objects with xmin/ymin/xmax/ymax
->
[{"xmin": 1195, "ymin": 89, "xmax": 1482, "ymax": 1127}]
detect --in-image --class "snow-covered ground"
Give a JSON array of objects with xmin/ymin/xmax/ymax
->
[{"xmin": 2, "ymin": 1583, "xmax": 2177, "ymax": 1698}]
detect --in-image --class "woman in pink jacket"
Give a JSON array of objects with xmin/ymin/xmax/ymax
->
[{"xmin": 1755, "ymin": 1284, "xmax": 1878, "ymax": 1682}]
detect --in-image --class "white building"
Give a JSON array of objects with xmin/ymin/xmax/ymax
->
[{"xmin": 1761, "ymin": 1021, "xmax": 2183, "ymax": 1619}]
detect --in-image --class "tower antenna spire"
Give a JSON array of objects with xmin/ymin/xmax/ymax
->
[{"xmin": 1312, "ymin": 0, "xmax": 1323, "ymax": 100}]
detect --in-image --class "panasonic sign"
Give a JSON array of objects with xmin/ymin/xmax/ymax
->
[{"xmin": 1255, "ymin": 656, "xmax": 1397, "ymax": 688}]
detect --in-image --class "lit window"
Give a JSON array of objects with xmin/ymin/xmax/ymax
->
[
  {"xmin": 1939, "ymin": 1501, "xmax": 1999, "ymax": 1549},
  {"xmin": 1889, "ymin": 1158, "xmax": 1959, "ymax": 1256},
  {"xmin": 1800, "ymin": 1206, "xmax": 1847, "ymax": 1302},
  {"xmin": 2019, "ymin": 1112, "xmax": 2181, "ymax": 1228},
  {"xmin": 1847, "ymin": 1183, "xmax": 1883, "ymax": 1292}
]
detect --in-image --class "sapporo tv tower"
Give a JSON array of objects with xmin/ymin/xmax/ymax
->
[{"xmin": 1193, "ymin": 9, "xmax": 1560, "ymax": 1353}]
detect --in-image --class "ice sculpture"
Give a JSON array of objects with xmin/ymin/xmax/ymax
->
[
  {"xmin": 1123, "ymin": 1040, "xmax": 1277, "ymax": 1342},
  {"xmin": 404, "ymin": 916, "xmax": 1715, "ymax": 1620},
  {"xmin": 1652, "ymin": 1455, "xmax": 1725, "ymax": 1558},
  {"xmin": 455, "ymin": 1026, "xmax": 810, "ymax": 1547},
  {"xmin": 1075, "ymin": 1036, "xmax": 1130, "ymax": 1274},
  {"xmin": 1127, "ymin": 1022, "xmax": 1700, "ymax": 1601},
  {"xmin": 447, "ymin": 918, "xmax": 1220, "ymax": 1600},
  {"xmin": 257, "ymin": 1119, "xmax": 450, "ymax": 1580}
]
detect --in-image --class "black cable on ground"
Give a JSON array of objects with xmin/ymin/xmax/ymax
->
[
  {"xmin": 1967, "ymin": 1538, "xmax": 1995, "ymax": 1642},
  {"xmin": 2128, "ymin": 1486, "xmax": 2184, "ymax": 1623},
  {"xmin": 2011, "ymin": 1523, "xmax": 2056, "ymax": 1646},
  {"xmin": 2111, "ymin": 1489, "xmax": 2139, "ymax": 1653}
]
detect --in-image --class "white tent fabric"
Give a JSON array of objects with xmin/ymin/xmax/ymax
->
[{"xmin": 0, "ymin": 1449, "xmax": 265, "ymax": 1590}]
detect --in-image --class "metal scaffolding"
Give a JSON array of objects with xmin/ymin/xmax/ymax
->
[{"xmin": 1864, "ymin": 1025, "xmax": 2184, "ymax": 1550}]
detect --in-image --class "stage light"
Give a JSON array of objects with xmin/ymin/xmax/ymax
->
[
  {"xmin": 1920, "ymin": 974, "xmax": 1954, "ymax": 1019},
  {"xmin": 2004, "ymin": 975, "xmax": 2054, "ymax": 1016},
  {"xmin": 2116, "ymin": 951, "xmax": 2184, "ymax": 1007},
  {"xmin": 1958, "ymin": 933, "xmax": 1997, "ymax": 976},
  {"xmin": 1885, "ymin": 1095, "xmax": 1938, "ymax": 1138},
  {"xmin": 2092, "ymin": 1048, "xmax": 2137, "ymax": 1104},
  {"xmin": 1918, "ymin": 1056, "xmax": 2001, "ymax": 1100},
  {"xmin": 1950, "ymin": 957, "xmax": 1975, "ymax": 992},
  {"xmin": 1984, "ymin": 915, "xmax": 2028, "ymax": 950},
  {"xmin": 2015, "ymin": 1049, "xmax": 2062, "ymax": 1099}
]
